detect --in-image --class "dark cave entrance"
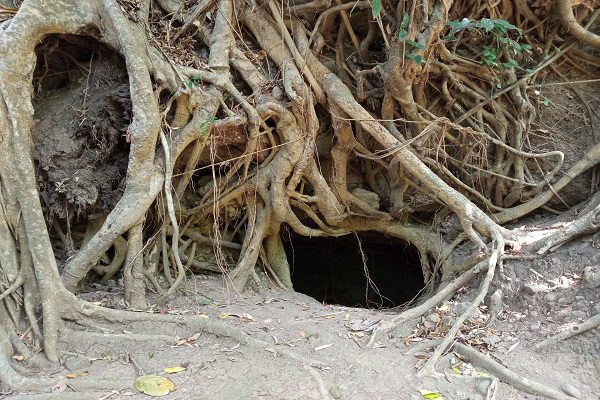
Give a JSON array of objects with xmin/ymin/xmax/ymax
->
[{"xmin": 283, "ymin": 231, "xmax": 426, "ymax": 309}]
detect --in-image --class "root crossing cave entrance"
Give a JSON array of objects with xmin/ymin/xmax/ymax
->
[{"xmin": 283, "ymin": 232, "xmax": 425, "ymax": 309}]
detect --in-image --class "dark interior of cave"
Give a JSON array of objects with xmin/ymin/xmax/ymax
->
[{"xmin": 283, "ymin": 231, "xmax": 425, "ymax": 309}]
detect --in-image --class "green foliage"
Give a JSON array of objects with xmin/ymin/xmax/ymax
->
[
  {"xmin": 199, "ymin": 117, "xmax": 218, "ymax": 135},
  {"xmin": 445, "ymin": 18, "xmax": 521, "ymax": 39},
  {"xmin": 397, "ymin": 13, "xmax": 424, "ymax": 65},
  {"xmin": 444, "ymin": 18, "xmax": 532, "ymax": 70},
  {"xmin": 407, "ymin": 39, "xmax": 425, "ymax": 50},
  {"xmin": 188, "ymin": 76, "xmax": 201, "ymax": 89},
  {"xmin": 406, "ymin": 53, "xmax": 423, "ymax": 65},
  {"xmin": 371, "ymin": 0, "xmax": 381, "ymax": 19},
  {"xmin": 398, "ymin": 12, "xmax": 410, "ymax": 41}
]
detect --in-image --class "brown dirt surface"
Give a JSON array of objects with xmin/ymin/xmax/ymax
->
[
  {"xmin": 3, "ymin": 231, "xmax": 598, "ymax": 400},
  {"xmin": 32, "ymin": 37, "xmax": 130, "ymax": 222}
]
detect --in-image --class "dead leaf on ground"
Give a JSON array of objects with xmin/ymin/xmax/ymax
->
[
  {"xmin": 419, "ymin": 389, "xmax": 445, "ymax": 399},
  {"xmin": 134, "ymin": 375, "xmax": 175, "ymax": 397},
  {"xmin": 347, "ymin": 318, "xmax": 380, "ymax": 332},
  {"xmin": 163, "ymin": 366, "xmax": 187, "ymax": 374},
  {"xmin": 228, "ymin": 312, "xmax": 255, "ymax": 321}
]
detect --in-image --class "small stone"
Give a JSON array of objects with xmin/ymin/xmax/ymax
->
[
  {"xmin": 455, "ymin": 302, "xmax": 470, "ymax": 315},
  {"xmin": 483, "ymin": 335, "xmax": 501, "ymax": 347},
  {"xmin": 475, "ymin": 379, "xmax": 491, "ymax": 395},
  {"xmin": 271, "ymin": 86, "xmax": 283, "ymax": 100},
  {"xmin": 106, "ymin": 279, "xmax": 116, "ymax": 287},
  {"xmin": 571, "ymin": 311, "xmax": 588, "ymax": 319},
  {"xmin": 572, "ymin": 300, "xmax": 589, "ymax": 311},
  {"xmin": 64, "ymin": 355, "xmax": 91, "ymax": 371},
  {"xmin": 423, "ymin": 321, "xmax": 437, "ymax": 331},
  {"xmin": 560, "ymin": 383, "xmax": 581, "ymax": 398},
  {"xmin": 521, "ymin": 284, "xmax": 537, "ymax": 295},
  {"xmin": 426, "ymin": 314, "xmax": 441, "ymax": 324},
  {"xmin": 487, "ymin": 290, "xmax": 503, "ymax": 321},
  {"xmin": 441, "ymin": 316, "xmax": 455, "ymax": 326},
  {"xmin": 593, "ymin": 303, "xmax": 600, "ymax": 315},
  {"xmin": 350, "ymin": 188, "xmax": 380, "ymax": 210},
  {"xmin": 583, "ymin": 266, "xmax": 600, "ymax": 287},
  {"xmin": 558, "ymin": 294, "xmax": 575, "ymax": 305},
  {"xmin": 454, "ymin": 302, "xmax": 481, "ymax": 319},
  {"xmin": 545, "ymin": 292, "xmax": 558, "ymax": 302},
  {"xmin": 529, "ymin": 320, "xmax": 541, "ymax": 331}
]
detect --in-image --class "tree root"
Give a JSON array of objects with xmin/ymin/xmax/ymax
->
[
  {"xmin": 1, "ymin": 0, "xmax": 599, "ymax": 398},
  {"xmin": 453, "ymin": 343, "xmax": 578, "ymax": 400},
  {"xmin": 368, "ymin": 258, "xmax": 489, "ymax": 347},
  {"xmin": 530, "ymin": 192, "xmax": 600, "ymax": 254},
  {"xmin": 534, "ymin": 313, "xmax": 600, "ymax": 351},
  {"xmin": 416, "ymin": 240, "xmax": 501, "ymax": 377}
]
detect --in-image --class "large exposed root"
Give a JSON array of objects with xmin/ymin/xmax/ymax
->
[{"xmin": 453, "ymin": 343, "xmax": 577, "ymax": 400}]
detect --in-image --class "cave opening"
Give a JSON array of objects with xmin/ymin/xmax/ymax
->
[{"xmin": 283, "ymin": 231, "xmax": 426, "ymax": 309}]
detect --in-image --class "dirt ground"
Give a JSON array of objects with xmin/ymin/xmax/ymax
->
[{"xmin": 2, "ymin": 231, "xmax": 598, "ymax": 400}]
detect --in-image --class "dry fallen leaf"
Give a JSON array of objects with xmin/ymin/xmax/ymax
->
[
  {"xmin": 419, "ymin": 389, "xmax": 445, "ymax": 399},
  {"xmin": 12, "ymin": 354, "xmax": 24, "ymax": 362},
  {"xmin": 134, "ymin": 375, "xmax": 175, "ymax": 397},
  {"xmin": 188, "ymin": 332, "xmax": 201, "ymax": 342},
  {"xmin": 163, "ymin": 366, "xmax": 187, "ymax": 374},
  {"xmin": 228, "ymin": 312, "xmax": 254, "ymax": 321}
]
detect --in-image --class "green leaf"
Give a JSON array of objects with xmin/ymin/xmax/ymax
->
[
  {"xmin": 134, "ymin": 375, "xmax": 175, "ymax": 397},
  {"xmin": 398, "ymin": 29, "xmax": 408, "ymax": 41},
  {"xmin": 474, "ymin": 18, "xmax": 495, "ymax": 32},
  {"xmin": 447, "ymin": 18, "xmax": 470, "ymax": 36},
  {"xmin": 407, "ymin": 53, "xmax": 423, "ymax": 64},
  {"xmin": 496, "ymin": 82, "xmax": 502, "ymax": 89},
  {"xmin": 199, "ymin": 116, "xmax": 218, "ymax": 135},
  {"xmin": 407, "ymin": 39, "xmax": 425, "ymax": 50},
  {"xmin": 520, "ymin": 43, "xmax": 533, "ymax": 53},
  {"xmin": 188, "ymin": 76, "xmax": 201, "ymax": 89},
  {"xmin": 542, "ymin": 98, "xmax": 550, "ymax": 106},
  {"xmin": 400, "ymin": 12, "xmax": 410, "ymax": 30},
  {"xmin": 492, "ymin": 19, "xmax": 520, "ymax": 33},
  {"xmin": 500, "ymin": 59, "xmax": 519, "ymax": 69},
  {"xmin": 371, "ymin": 0, "xmax": 381, "ymax": 18}
]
